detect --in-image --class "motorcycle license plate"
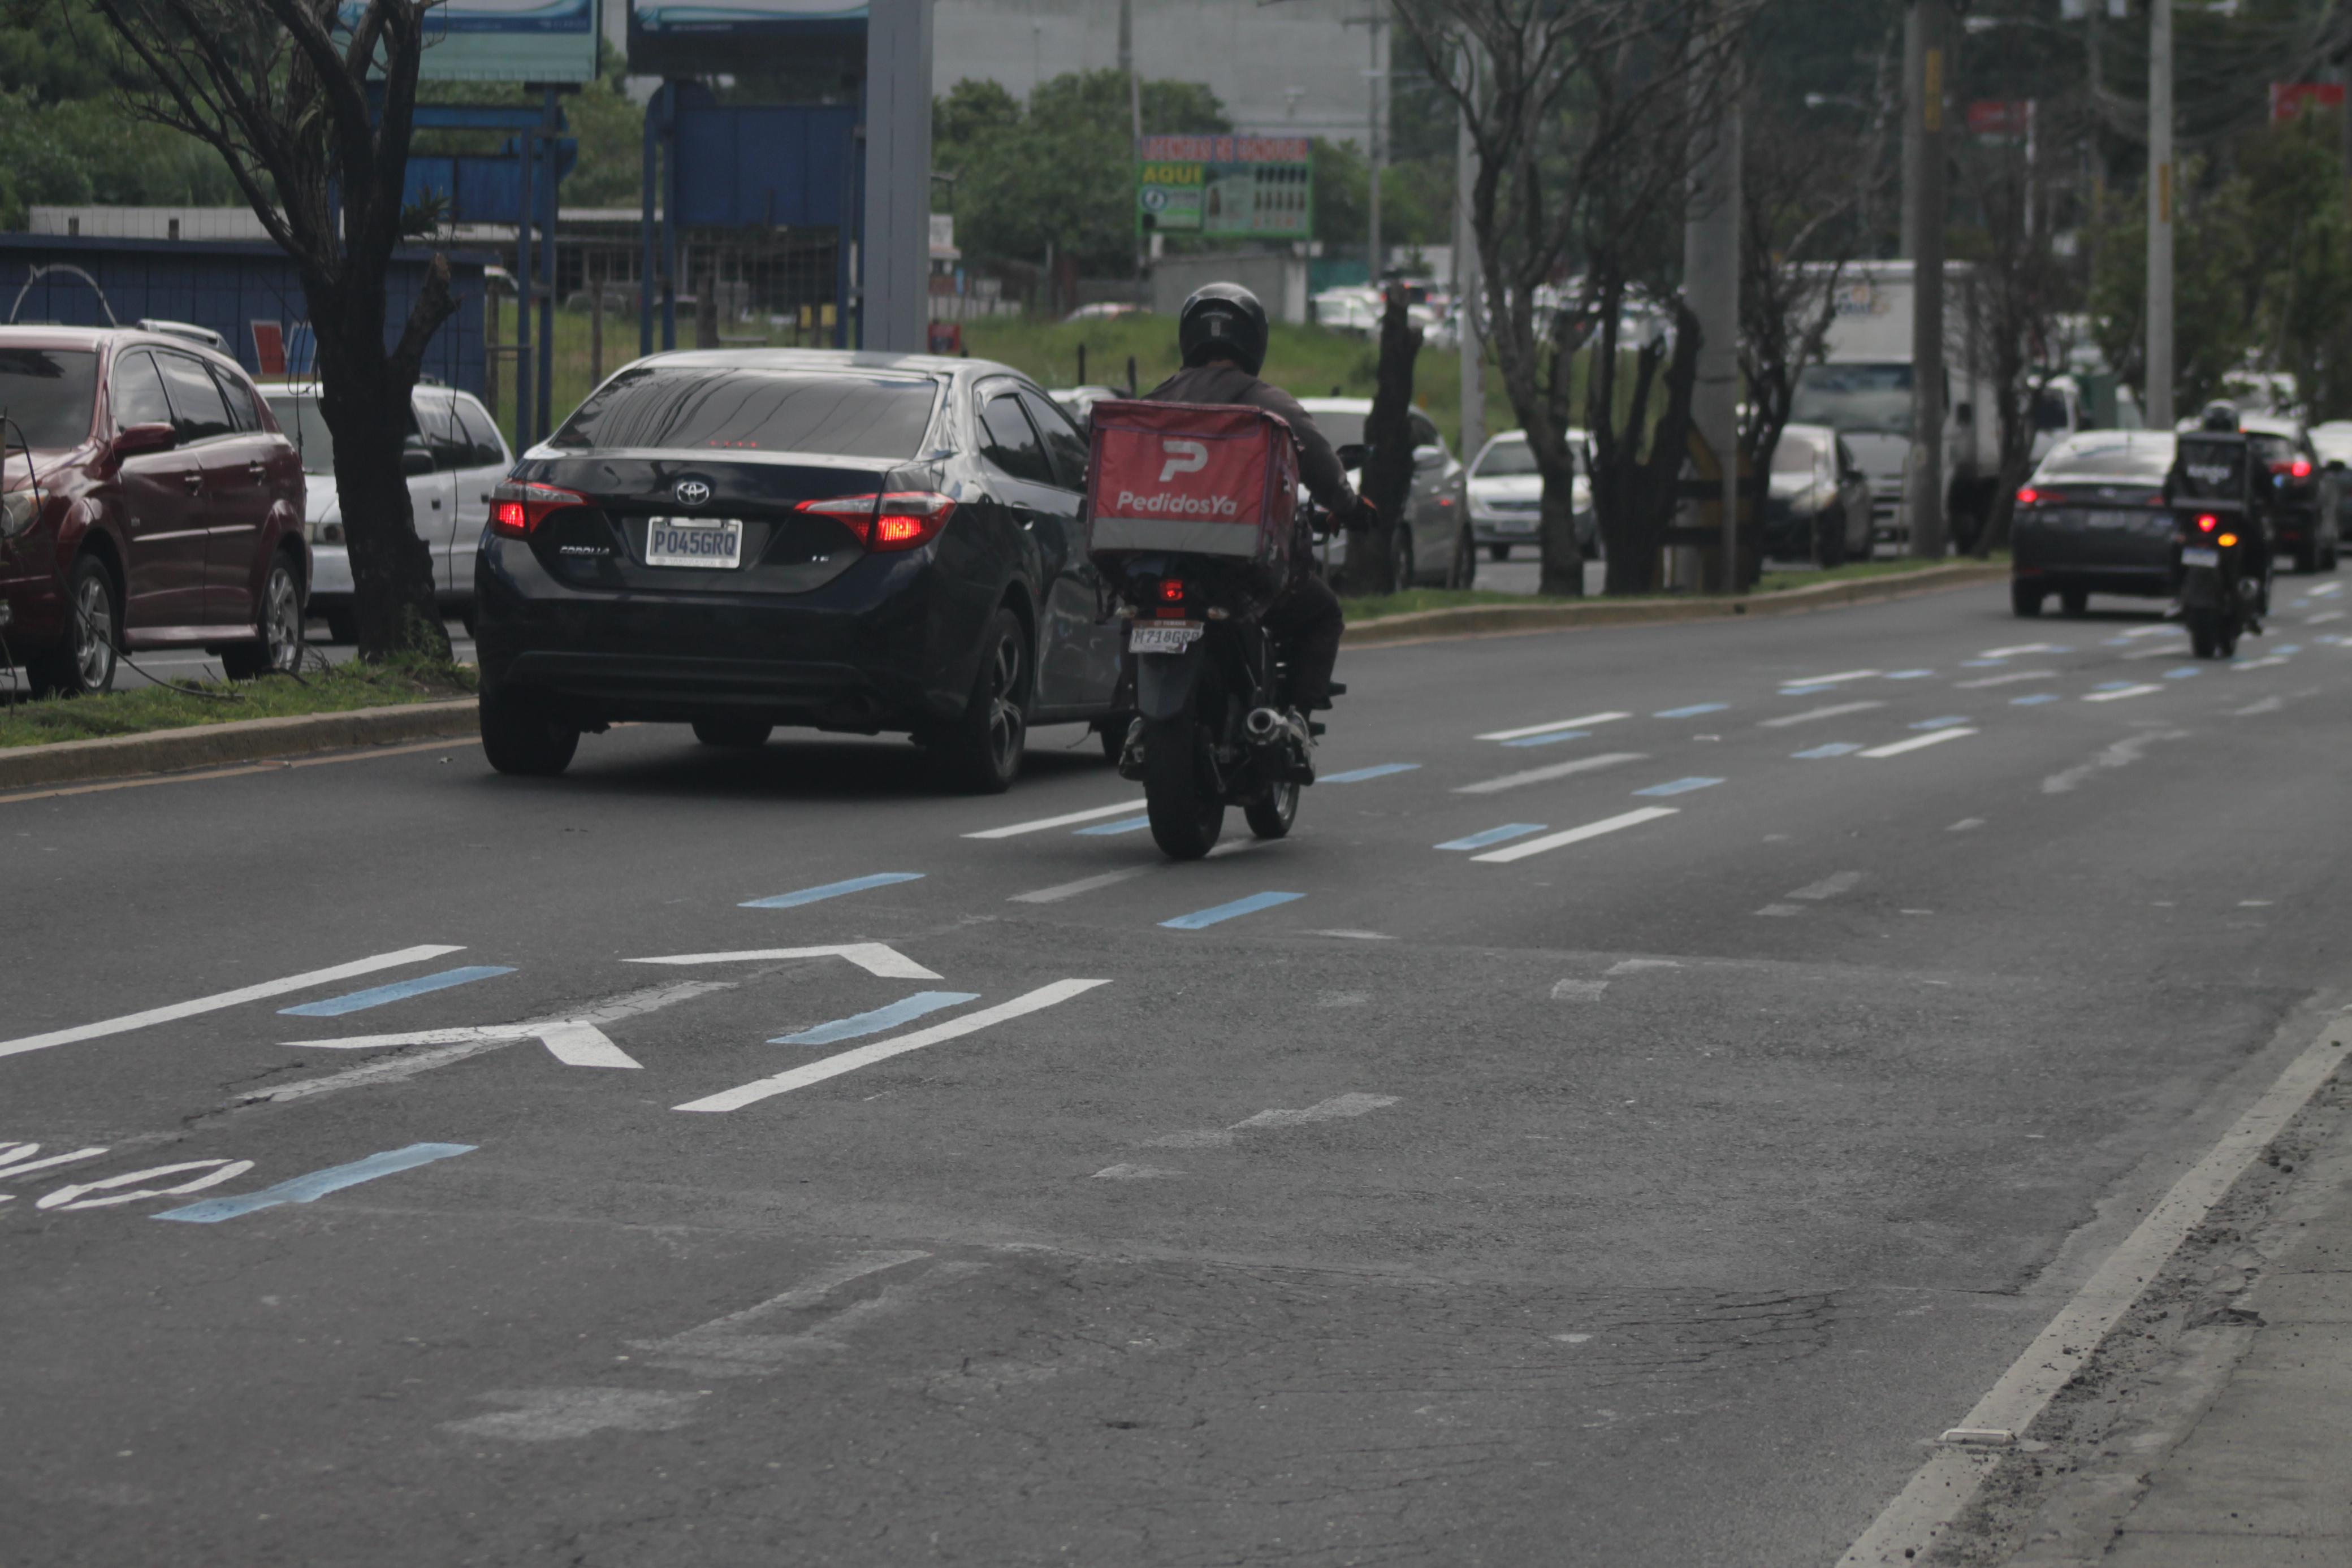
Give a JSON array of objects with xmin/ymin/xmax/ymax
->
[
  {"xmin": 2181, "ymin": 547, "xmax": 2220, "ymax": 568},
  {"xmin": 1130, "ymin": 621, "xmax": 1204, "ymax": 654},
  {"xmin": 645, "ymin": 518, "xmax": 743, "ymax": 569}
]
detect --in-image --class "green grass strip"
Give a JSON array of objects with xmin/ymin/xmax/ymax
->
[{"xmin": 0, "ymin": 657, "xmax": 473, "ymax": 751}]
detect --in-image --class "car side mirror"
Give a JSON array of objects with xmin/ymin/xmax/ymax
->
[
  {"xmin": 401, "ymin": 449, "xmax": 436, "ymax": 477},
  {"xmin": 1335, "ymin": 442, "xmax": 1370, "ymax": 470},
  {"xmin": 111, "ymin": 421, "xmax": 176, "ymax": 458},
  {"xmin": 1413, "ymin": 443, "xmax": 1445, "ymax": 470}
]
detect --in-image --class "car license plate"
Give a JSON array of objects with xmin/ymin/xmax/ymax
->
[
  {"xmin": 2181, "ymin": 547, "xmax": 2220, "ymax": 568},
  {"xmin": 645, "ymin": 517, "xmax": 743, "ymax": 569},
  {"xmin": 2087, "ymin": 509, "xmax": 2138, "ymax": 529},
  {"xmin": 1130, "ymin": 621, "xmax": 1204, "ymax": 654}
]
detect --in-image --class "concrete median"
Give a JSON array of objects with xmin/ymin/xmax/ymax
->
[{"xmin": 0, "ymin": 698, "xmax": 479, "ymax": 792}]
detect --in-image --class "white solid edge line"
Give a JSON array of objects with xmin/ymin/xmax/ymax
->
[
  {"xmin": 1475, "ymin": 711, "xmax": 1631, "ymax": 742},
  {"xmin": 963, "ymin": 800, "xmax": 1148, "ymax": 838},
  {"xmin": 1838, "ymin": 1021, "xmax": 2351, "ymax": 1566},
  {"xmin": 1471, "ymin": 806, "xmax": 1679, "ymax": 863},
  {"xmin": 0, "ymin": 944, "xmax": 465, "ymax": 1061},
  {"xmin": 1758, "ymin": 700, "xmax": 1884, "ymax": 729},
  {"xmin": 1858, "ymin": 727, "xmax": 1978, "ymax": 759},
  {"xmin": 1453, "ymin": 752, "xmax": 1648, "ymax": 796},
  {"xmin": 675, "ymin": 978, "xmax": 1110, "ymax": 1112}
]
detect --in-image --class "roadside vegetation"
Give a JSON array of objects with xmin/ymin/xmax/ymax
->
[{"xmin": 0, "ymin": 657, "xmax": 473, "ymax": 751}]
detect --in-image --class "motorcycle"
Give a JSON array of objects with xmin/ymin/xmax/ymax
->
[
  {"xmin": 2171, "ymin": 430, "xmax": 2268, "ymax": 660},
  {"xmin": 1105, "ymin": 531, "xmax": 1334, "ymax": 860}
]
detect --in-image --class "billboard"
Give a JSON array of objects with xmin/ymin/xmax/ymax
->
[
  {"xmin": 345, "ymin": 0, "xmax": 600, "ymax": 84},
  {"xmin": 629, "ymin": 0, "xmax": 865, "ymax": 75},
  {"xmin": 1137, "ymin": 135, "xmax": 1312, "ymax": 241}
]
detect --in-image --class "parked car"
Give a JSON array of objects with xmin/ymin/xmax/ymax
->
[
  {"xmin": 1295, "ymin": 397, "xmax": 1474, "ymax": 588},
  {"xmin": 262, "ymin": 380, "xmax": 512, "ymax": 641},
  {"xmin": 1763, "ymin": 422, "xmax": 1874, "ymax": 565},
  {"xmin": 0, "ymin": 326, "xmax": 306, "ymax": 694},
  {"xmin": 473, "ymin": 349, "xmax": 1127, "ymax": 789},
  {"xmin": 2309, "ymin": 419, "xmax": 2352, "ymax": 548},
  {"xmin": 2009, "ymin": 430, "xmax": 2177, "ymax": 617},
  {"xmin": 1466, "ymin": 428, "xmax": 1596, "ymax": 561}
]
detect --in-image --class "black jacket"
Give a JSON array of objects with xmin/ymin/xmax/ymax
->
[{"xmin": 1144, "ymin": 361, "xmax": 1360, "ymax": 514}]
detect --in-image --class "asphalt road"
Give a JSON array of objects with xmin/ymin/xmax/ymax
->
[{"xmin": 8, "ymin": 571, "xmax": 2352, "ymax": 1567}]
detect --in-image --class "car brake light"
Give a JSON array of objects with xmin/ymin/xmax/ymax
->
[
  {"xmin": 2218, "ymin": 532, "xmax": 2239, "ymax": 548},
  {"xmin": 2197, "ymin": 514, "xmax": 2219, "ymax": 532},
  {"xmin": 2016, "ymin": 487, "xmax": 2038, "ymax": 506},
  {"xmin": 2294, "ymin": 458, "xmax": 2313, "ymax": 479},
  {"xmin": 796, "ymin": 491, "xmax": 956, "ymax": 552},
  {"xmin": 490, "ymin": 482, "xmax": 590, "ymax": 537}
]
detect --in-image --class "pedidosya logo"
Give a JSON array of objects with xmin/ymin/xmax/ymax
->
[{"xmin": 1116, "ymin": 437, "xmax": 1241, "ymax": 517}]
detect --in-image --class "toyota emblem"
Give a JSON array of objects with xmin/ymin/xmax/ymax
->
[{"xmin": 673, "ymin": 479, "xmax": 712, "ymax": 507}]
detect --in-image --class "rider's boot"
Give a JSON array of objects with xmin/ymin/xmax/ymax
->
[{"xmin": 1116, "ymin": 717, "xmax": 1147, "ymax": 781}]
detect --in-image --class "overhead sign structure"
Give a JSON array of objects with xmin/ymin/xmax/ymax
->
[
  {"xmin": 1137, "ymin": 135, "xmax": 1313, "ymax": 241},
  {"xmin": 628, "ymin": 0, "xmax": 866, "ymax": 74},
  {"xmin": 349, "ymin": 0, "xmax": 600, "ymax": 83}
]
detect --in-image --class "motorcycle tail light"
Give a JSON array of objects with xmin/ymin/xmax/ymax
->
[
  {"xmin": 1158, "ymin": 579, "xmax": 1187, "ymax": 603},
  {"xmin": 2197, "ymin": 514, "xmax": 2219, "ymax": 532},
  {"xmin": 490, "ymin": 482, "xmax": 591, "ymax": 537},
  {"xmin": 2218, "ymin": 532, "xmax": 2239, "ymax": 548},
  {"xmin": 797, "ymin": 491, "xmax": 955, "ymax": 552}
]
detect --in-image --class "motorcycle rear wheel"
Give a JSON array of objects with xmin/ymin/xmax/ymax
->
[
  {"xmin": 1243, "ymin": 779, "xmax": 1299, "ymax": 840},
  {"xmin": 2186, "ymin": 606, "xmax": 2221, "ymax": 659},
  {"xmin": 1144, "ymin": 717, "xmax": 1223, "ymax": 860}
]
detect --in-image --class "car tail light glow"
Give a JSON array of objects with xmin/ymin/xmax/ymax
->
[
  {"xmin": 796, "ymin": 491, "xmax": 956, "ymax": 552},
  {"xmin": 2197, "ymin": 514, "xmax": 2219, "ymax": 532},
  {"xmin": 490, "ymin": 482, "xmax": 591, "ymax": 537},
  {"xmin": 2016, "ymin": 487, "xmax": 2039, "ymax": 506}
]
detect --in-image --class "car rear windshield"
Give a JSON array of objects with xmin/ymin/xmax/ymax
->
[
  {"xmin": 0, "ymin": 348, "xmax": 98, "ymax": 449},
  {"xmin": 548, "ymin": 368, "xmax": 940, "ymax": 458},
  {"xmin": 1476, "ymin": 438, "xmax": 1539, "ymax": 478},
  {"xmin": 2037, "ymin": 439, "xmax": 2175, "ymax": 482}
]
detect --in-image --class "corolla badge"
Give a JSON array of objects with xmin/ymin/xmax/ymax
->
[{"xmin": 673, "ymin": 479, "xmax": 712, "ymax": 506}]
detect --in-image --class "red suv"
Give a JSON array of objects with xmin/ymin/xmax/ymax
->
[{"xmin": 0, "ymin": 327, "xmax": 307, "ymax": 695}]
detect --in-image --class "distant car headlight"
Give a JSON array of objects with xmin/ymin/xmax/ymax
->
[{"xmin": 1, "ymin": 488, "xmax": 41, "ymax": 539}]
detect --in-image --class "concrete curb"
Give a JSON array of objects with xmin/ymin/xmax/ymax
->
[
  {"xmin": 1340, "ymin": 562, "xmax": 2009, "ymax": 648},
  {"xmin": 0, "ymin": 698, "xmax": 479, "ymax": 791}
]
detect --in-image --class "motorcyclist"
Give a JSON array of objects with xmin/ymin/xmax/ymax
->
[
  {"xmin": 2170, "ymin": 399, "xmax": 2271, "ymax": 628},
  {"xmin": 1139, "ymin": 284, "xmax": 1364, "ymax": 756}
]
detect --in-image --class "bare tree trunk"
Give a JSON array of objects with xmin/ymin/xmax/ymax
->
[{"xmin": 1347, "ymin": 287, "xmax": 1424, "ymax": 596}]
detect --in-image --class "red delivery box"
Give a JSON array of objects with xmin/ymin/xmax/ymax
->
[{"xmin": 1086, "ymin": 399, "xmax": 1299, "ymax": 567}]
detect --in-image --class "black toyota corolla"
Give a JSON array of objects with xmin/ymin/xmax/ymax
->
[{"xmin": 473, "ymin": 349, "xmax": 1127, "ymax": 791}]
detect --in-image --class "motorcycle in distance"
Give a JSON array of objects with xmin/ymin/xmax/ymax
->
[
  {"xmin": 2170, "ymin": 429, "xmax": 2268, "ymax": 660},
  {"xmin": 1084, "ymin": 399, "xmax": 1329, "ymax": 860}
]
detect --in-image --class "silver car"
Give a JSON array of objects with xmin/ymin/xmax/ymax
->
[
  {"xmin": 1298, "ymin": 397, "xmax": 1474, "ymax": 588},
  {"xmin": 1468, "ymin": 428, "xmax": 1595, "ymax": 561}
]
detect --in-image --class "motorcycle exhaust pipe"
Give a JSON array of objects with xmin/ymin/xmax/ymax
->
[{"xmin": 1246, "ymin": 707, "xmax": 1285, "ymax": 743}]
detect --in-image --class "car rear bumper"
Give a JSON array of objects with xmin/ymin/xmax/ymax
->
[
  {"xmin": 472, "ymin": 535, "xmax": 991, "ymax": 732},
  {"xmin": 1471, "ymin": 512, "xmax": 1541, "ymax": 545},
  {"xmin": 2013, "ymin": 563, "xmax": 2175, "ymax": 597}
]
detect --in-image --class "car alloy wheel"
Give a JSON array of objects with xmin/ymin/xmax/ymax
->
[
  {"xmin": 72, "ymin": 564, "xmax": 115, "ymax": 689},
  {"xmin": 223, "ymin": 559, "xmax": 304, "ymax": 679}
]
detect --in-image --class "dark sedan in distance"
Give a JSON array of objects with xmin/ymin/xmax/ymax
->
[
  {"xmin": 473, "ymin": 350, "xmax": 1127, "ymax": 791},
  {"xmin": 2009, "ymin": 431, "xmax": 2177, "ymax": 617}
]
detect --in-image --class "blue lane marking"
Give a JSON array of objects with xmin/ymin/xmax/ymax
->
[
  {"xmin": 2093, "ymin": 680, "xmax": 2137, "ymax": 691},
  {"xmin": 1654, "ymin": 703, "xmax": 1728, "ymax": 718},
  {"xmin": 1794, "ymin": 743, "xmax": 1861, "ymax": 759},
  {"xmin": 1075, "ymin": 815, "xmax": 1152, "ymax": 836},
  {"xmin": 1634, "ymin": 777, "xmax": 1724, "ymax": 797},
  {"xmin": 1910, "ymin": 716, "xmax": 1968, "ymax": 730},
  {"xmin": 771, "ymin": 990, "xmax": 979, "ymax": 1046},
  {"xmin": 1960, "ymin": 658, "xmax": 2007, "ymax": 668},
  {"xmin": 2102, "ymin": 636, "xmax": 2134, "ymax": 647},
  {"xmin": 1161, "ymin": 891, "xmax": 1306, "ymax": 930},
  {"xmin": 279, "ymin": 966, "xmax": 515, "ymax": 1017},
  {"xmin": 1884, "ymin": 669, "xmax": 1935, "ymax": 680},
  {"xmin": 1435, "ymin": 823, "xmax": 1546, "ymax": 851},
  {"xmin": 741, "ymin": 872, "xmax": 924, "ymax": 909},
  {"xmin": 2274, "ymin": 643, "xmax": 2302, "ymax": 655},
  {"xmin": 1503, "ymin": 730, "xmax": 1590, "ymax": 749},
  {"xmin": 2164, "ymin": 667, "xmax": 2201, "ymax": 679},
  {"xmin": 2012, "ymin": 693, "xmax": 2061, "ymax": 705},
  {"xmin": 1779, "ymin": 685, "xmax": 1834, "ymax": 695},
  {"xmin": 154, "ymin": 1143, "xmax": 474, "ymax": 1224},
  {"xmin": 1322, "ymin": 763, "xmax": 1420, "ymax": 783}
]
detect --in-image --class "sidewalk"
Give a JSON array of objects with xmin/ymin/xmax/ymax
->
[{"xmin": 2013, "ymin": 1084, "xmax": 2352, "ymax": 1566}]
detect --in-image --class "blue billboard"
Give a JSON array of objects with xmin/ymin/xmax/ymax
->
[
  {"xmin": 629, "ymin": 0, "xmax": 864, "ymax": 74},
  {"xmin": 343, "ymin": 0, "xmax": 601, "ymax": 83}
]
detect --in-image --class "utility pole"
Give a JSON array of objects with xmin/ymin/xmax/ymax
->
[
  {"xmin": 1684, "ymin": 20, "xmax": 1742, "ymax": 591},
  {"xmin": 2146, "ymin": 0, "xmax": 2174, "ymax": 427},
  {"xmin": 1122, "ymin": 0, "xmax": 1144, "ymax": 284},
  {"xmin": 862, "ymin": 0, "xmax": 936, "ymax": 353},
  {"xmin": 1367, "ymin": 3, "xmax": 1386, "ymax": 287},
  {"xmin": 1454, "ymin": 66, "xmax": 1484, "ymax": 479},
  {"xmin": 1903, "ymin": 0, "xmax": 1948, "ymax": 558}
]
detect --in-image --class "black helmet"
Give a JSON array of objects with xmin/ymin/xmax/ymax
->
[
  {"xmin": 2199, "ymin": 399, "xmax": 2241, "ymax": 433},
  {"xmin": 1178, "ymin": 283, "xmax": 1269, "ymax": 377}
]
